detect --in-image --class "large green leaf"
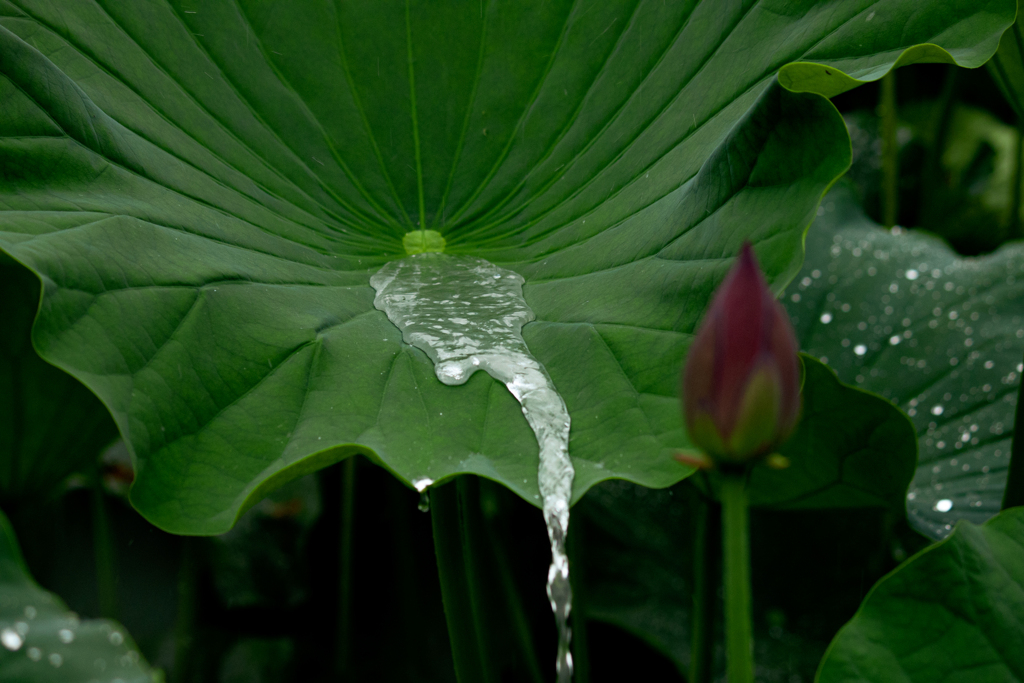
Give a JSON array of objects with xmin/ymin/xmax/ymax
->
[
  {"xmin": 0, "ymin": 509, "xmax": 159, "ymax": 682},
  {"xmin": 816, "ymin": 506, "xmax": 1024, "ymax": 683},
  {"xmin": 0, "ymin": 0, "xmax": 1012, "ymax": 533},
  {"xmin": 0, "ymin": 259, "xmax": 117, "ymax": 505},
  {"xmin": 787, "ymin": 185, "xmax": 1024, "ymax": 538}
]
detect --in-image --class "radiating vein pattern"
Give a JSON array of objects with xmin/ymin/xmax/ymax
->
[
  {"xmin": 0, "ymin": 0, "xmax": 1012, "ymax": 535},
  {"xmin": 2, "ymin": 0, "xmax": 1003, "ymax": 255},
  {"xmin": 371, "ymin": 254, "xmax": 574, "ymax": 682}
]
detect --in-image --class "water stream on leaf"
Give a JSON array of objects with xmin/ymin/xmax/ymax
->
[{"xmin": 371, "ymin": 253, "xmax": 574, "ymax": 682}]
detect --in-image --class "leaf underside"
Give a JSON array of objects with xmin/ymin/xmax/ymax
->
[{"xmin": 0, "ymin": 0, "xmax": 1012, "ymax": 533}]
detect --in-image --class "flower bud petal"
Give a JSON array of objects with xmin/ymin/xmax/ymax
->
[
  {"xmin": 726, "ymin": 366, "xmax": 781, "ymax": 459},
  {"xmin": 681, "ymin": 243, "xmax": 801, "ymax": 462}
]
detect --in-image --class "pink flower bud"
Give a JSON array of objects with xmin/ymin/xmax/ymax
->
[{"xmin": 682, "ymin": 243, "xmax": 801, "ymax": 463}]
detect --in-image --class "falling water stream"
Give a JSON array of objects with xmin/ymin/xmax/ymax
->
[{"xmin": 371, "ymin": 253, "xmax": 575, "ymax": 682}]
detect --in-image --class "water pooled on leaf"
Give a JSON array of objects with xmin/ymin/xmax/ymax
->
[{"xmin": 372, "ymin": 253, "xmax": 575, "ymax": 682}]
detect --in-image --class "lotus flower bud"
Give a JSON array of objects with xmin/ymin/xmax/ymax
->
[{"xmin": 682, "ymin": 243, "xmax": 801, "ymax": 464}]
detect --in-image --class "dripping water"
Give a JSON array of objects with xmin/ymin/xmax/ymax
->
[
  {"xmin": 413, "ymin": 478, "xmax": 433, "ymax": 513},
  {"xmin": 371, "ymin": 253, "xmax": 574, "ymax": 681}
]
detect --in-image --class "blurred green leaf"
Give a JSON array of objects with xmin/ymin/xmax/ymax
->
[
  {"xmin": 787, "ymin": 185, "xmax": 1024, "ymax": 538},
  {"xmin": 0, "ymin": 1, "xmax": 1012, "ymax": 533},
  {"xmin": 817, "ymin": 506, "xmax": 1024, "ymax": 683},
  {"xmin": 208, "ymin": 474, "xmax": 321, "ymax": 609},
  {"xmin": 219, "ymin": 638, "xmax": 293, "ymax": 683},
  {"xmin": 0, "ymin": 508, "xmax": 159, "ymax": 682},
  {"xmin": 0, "ymin": 259, "xmax": 117, "ymax": 505},
  {"xmin": 909, "ymin": 104, "xmax": 1023, "ymax": 251}
]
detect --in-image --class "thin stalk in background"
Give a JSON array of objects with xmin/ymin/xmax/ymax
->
[
  {"xmin": 1011, "ymin": 119, "xmax": 1024, "ymax": 241},
  {"xmin": 1002, "ymin": 350, "xmax": 1024, "ymax": 509},
  {"xmin": 880, "ymin": 70, "xmax": 899, "ymax": 228},
  {"xmin": 919, "ymin": 66, "xmax": 959, "ymax": 228},
  {"xmin": 337, "ymin": 456, "xmax": 357, "ymax": 677},
  {"xmin": 173, "ymin": 537, "xmax": 198, "ymax": 683},
  {"xmin": 568, "ymin": 515, "xmax": 589, "ymax": 683},
  {"xmin": 91, "ymin": 483, "xmax": 118, "ymax": 621},
  {"xmin": 431, "ymin": 477, "xmax": 497, "ymax": 683},
  {"xmin": 487, "ymin": 500, "xmax": 545, "ymax": 683},
  {"xmin": 721, "ymin": 472, "xmax": 753, "ymax": 683},
  {"xmin": 690, "ymin": 486, "xmax": 721, "ymax": 683}
]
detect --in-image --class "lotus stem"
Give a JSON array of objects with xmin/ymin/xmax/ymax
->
[
  {"xmin": 487, "ymin": 486, "xmax": 546, "ymax": 683},
  {"xmin": 91, "ymin": 484, "xmax": 118, "ymax": 621},
  {"xmin": 568, "ymin": 515, "xmax": 590, "ymax": 683},
  {"xmin": 881, "ymin": 70, "xmax": 899, "ymax": 228},
  {"xmin": 919, "ymin": 66, "xmax": 959, "ymax": 228},
  {"xmin": 721, "ymin": 472, "xmax": 753, "ymax": 683},
  {"xmin": 337, "ymin": 456, "xmax": 357, "ymax": 676},
  {"xmin": 690, "ymin": 486, "xmax": 721, "ymax": 683},
  {"xmin": 431, "ymin": 477, "xmax": 498, "ymax": 683},
  {"xmin": 1012, "ymin": 118, "xmax": 1024, "ymax": 240},
  {"xmin": 1002, "ymin": 350, "xmax": 1024, "ymax": 509},
  {"xmin": 173, "ymin": 537, "xmax": 197, "ymax": 683}
]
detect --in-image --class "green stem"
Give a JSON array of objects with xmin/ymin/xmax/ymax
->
[
  {"xmin": 91, "ymin": 484, "xmax": 118, "ymax": 621},
  {"xmin": 337, "ymin": 457, "xmax": 357, "ymax": 676},
  {"xmin": 173, "ymin": 537, "xmax": 198, "ymax": 683},
  {"xmin": 1011, "ymin": 118, "xmax": 1024, "ymax": 241},
  {"xmin": 721, "ymin": 473, "xmax": 753, "ymax": 683},
  {"xmin": 568, "ymin": 515, "xmax": 589, "ymax": 683},
  {"xmin": 488, "ymin": 510, "xmax": 545, "ymax": 683},
  {"xmin": 431, "ymin": 478, "xmax": 496, "ymax": 683},
  {"xmin": 881, "ymin": 70, "xmax": 899, "ymax": 228},
  {"xmin": 690, "ymin": 490, "xmax": 721, "ymax": 683},
  {"xmin": 919, "ymin": 66, "xmax": 959, "ymax": 227},
  {"xmin": 1002, "ymin": 350, "xmax": 1024, "ymax": 510}
]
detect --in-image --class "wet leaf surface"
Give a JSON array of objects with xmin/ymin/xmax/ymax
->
[
  {"xmin": 787, "ymin": 185, "xmax": 1024, "ymax": 538},
  {"xmin": 0, "ymin": 509, "xmax": 159, "ymax": 682}
]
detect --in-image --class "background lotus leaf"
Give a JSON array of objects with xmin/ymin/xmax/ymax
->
[{"xmin": 786, "ymin": 184, "xmax": 1024, "ymax": 538}]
